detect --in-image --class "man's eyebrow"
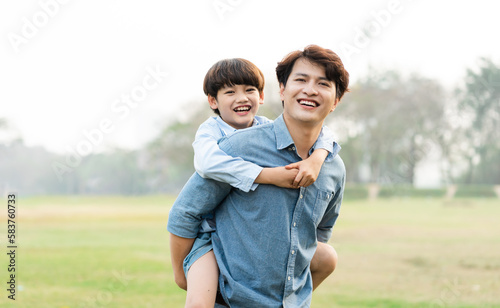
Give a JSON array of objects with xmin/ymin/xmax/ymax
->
[{"xmin": 293, "ymin": 72, "xmax": 330, "ymax": 81}]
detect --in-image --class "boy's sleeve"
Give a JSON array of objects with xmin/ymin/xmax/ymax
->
[
  {"xmin": 167, "ymin": 172, "xmax": 232, "ymax": 238},
  {"xmin": 193, "ymin": 122, "xmax": 263, "ymax": 192},
  {"xmin": 314, "ymin": 125, "xmax": 340, "ymax": 161}
]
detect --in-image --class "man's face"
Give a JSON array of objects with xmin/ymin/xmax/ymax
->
[
  {"xmin": 209, "ymin": 84, "xmax": 264, "ymax": 129},
  {"xmin": 280, "ymin": 58, "xmax": 339, "ymax": 127}
]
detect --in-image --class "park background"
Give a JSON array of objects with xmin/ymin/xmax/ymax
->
[{"xmin": 1, "ymin": 0, "xmax": 499, "ymax": 307}]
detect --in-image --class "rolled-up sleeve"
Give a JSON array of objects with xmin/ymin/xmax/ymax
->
[
  {"xmin": 167, "ymin": 172, "xmax": 232, "ymax": 238},
  {"xmin": 317, "ymin": 173, "xmax": 345, "ymax": 243}
]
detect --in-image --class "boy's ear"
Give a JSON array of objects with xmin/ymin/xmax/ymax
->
[
  {"xmin": 208, "ymin": 95, "xmax": 218, "ymax": 110},
  {"xmin": 259, "ymin": 91, "xmax": 264, "ymax": 105}
]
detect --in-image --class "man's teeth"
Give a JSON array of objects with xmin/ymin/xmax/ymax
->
[
  {"xmin": 299, "ymin": 100, "xmax": 317, "ymax": 107},
  {"xmin": 234, "ymin": 106, "xmax": 250, "ymax": 112}
]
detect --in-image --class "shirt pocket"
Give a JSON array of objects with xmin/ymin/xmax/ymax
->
[{"xmin": 311, "ymin": 189, "xmax": 333, "ymax": 226}]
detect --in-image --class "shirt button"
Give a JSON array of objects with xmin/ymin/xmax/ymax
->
[
  {"xmin": 293, "ymin": 222, "xmax": 296, "ymax": 227},
  {"xmin": 291, "ymin": 250, "xmax": 295, "ymax": 255},
  {"xmin": 288, "ymin": 276, "xmax": 291, "ymax": 281},
  {"xmin": 299, "ymin": 194, "xmax": 303, "ymax": 199}
]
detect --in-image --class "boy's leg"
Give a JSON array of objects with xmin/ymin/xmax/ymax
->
[
  {"xmin": 310, "ymin": 242, "xmax": 338, "ymax": 290},
  {"xmin": 185, "ymin": 250, "xmax": 219, "ymax": 308}
]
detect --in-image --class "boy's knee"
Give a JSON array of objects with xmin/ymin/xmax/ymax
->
[
  {"xmin": 316, "ymin": 243, "xmax": 338, "ymax": 274},
  {"xmin": 185, "ymin": 299, "xmax": 212, "ymax": 308}
]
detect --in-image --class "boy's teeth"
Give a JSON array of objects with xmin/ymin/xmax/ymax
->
[{"xmin": 234, "ymin": 106, "xmax": 250, "ymax": 112}]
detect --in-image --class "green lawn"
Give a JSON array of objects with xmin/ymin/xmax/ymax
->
[{"xmin": 1, "ymin": 195, "xmax": 499, "ymax": 307}]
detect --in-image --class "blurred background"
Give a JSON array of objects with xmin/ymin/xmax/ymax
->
[
  {"xmin": 1, "ymin": 0, "xmax": 499, "ymax": 196},
  {"xmin": 1, "ymin": 2, "xmax": 500, "ymax": 307}
]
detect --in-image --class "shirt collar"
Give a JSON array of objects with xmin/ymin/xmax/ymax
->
[
  {"xmin": 215, "ymin": 116, "xmax": 237, "ymax": 137},
  {"xmin": 273, "ymin": 114, "xmax": 341, "ymax": 159},
  {"xmin": 215, "ymin": 116, "xmax": 261, "ymax": 137},
  {"xmin": 274, "ymin": 115, "xmax": 295, "ymax": 150}
]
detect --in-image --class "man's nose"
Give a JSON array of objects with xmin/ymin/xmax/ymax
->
[{"xmin": 303, "ymin": 82, "xmax": 318, "ymax": 96}]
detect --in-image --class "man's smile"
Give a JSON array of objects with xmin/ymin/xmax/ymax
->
[{"xmin": 298, "ymin": 99, "xmax": 319, "ymax": 108}]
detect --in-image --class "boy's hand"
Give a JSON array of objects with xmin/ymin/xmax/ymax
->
[
  {"xmin": 255, "ymin": 166, "xmax": 300, "ymax": 189},
  {"xmin": 285, "ymin": 160, "xmax": 319, "ymax": 187},
  {"xmin": 285, "ymin": 149, "xmax": 328, "ymax": 187}
]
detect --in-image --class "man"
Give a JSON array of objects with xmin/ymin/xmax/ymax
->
[{"xmin": 168, "ymin": 45, "xmax": 349, "ymax": 307}]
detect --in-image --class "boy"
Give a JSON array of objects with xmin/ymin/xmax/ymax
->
[{"xmin": 171, "ymin": 58, "xmax": 339, "ymax": 307}]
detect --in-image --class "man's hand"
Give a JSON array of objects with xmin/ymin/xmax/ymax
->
[{"xmin": 169, "ymin": 233, "xmax": 195, "ymax": 290}]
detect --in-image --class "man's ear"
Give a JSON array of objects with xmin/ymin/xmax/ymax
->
[
  {"xmin": 208, "ymin": 95, "xmax": 218, "ymax": 110},
  {"xmin": 330, "ymin": 98, "xmax": 340, "ymax": 112},
  {"xmin": 279, "ymin": 83, "xmax": 285, "ymax": 102}
]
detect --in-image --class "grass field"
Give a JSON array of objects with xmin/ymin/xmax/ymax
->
[{"xmin": 1, "ymin": 195, "xmax": 499, "ymax": 307}]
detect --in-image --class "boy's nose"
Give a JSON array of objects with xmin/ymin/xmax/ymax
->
[{"xmin": 236, "ymin": 92, "xmax": 249, "ymax": 102}]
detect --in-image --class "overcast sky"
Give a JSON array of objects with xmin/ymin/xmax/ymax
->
[{"xmin": 1, "ymin": 0, "xmax": 499, "ymax": 154}]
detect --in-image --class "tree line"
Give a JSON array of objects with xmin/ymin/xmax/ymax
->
[{"xmin": 1, "ymin": 58, "xmax": 499, "ymax": 195}]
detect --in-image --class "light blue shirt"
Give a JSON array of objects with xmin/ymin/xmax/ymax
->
[
  {"xmin": 193, "ymin": 115, "xmax": 272, "ymax": 192},
  {"xmin": 168, "ymin": 115, "xmax": 345, "ymax": 307},
  {"xmin": 193, "ymin": 115, "xmax": 339, "ymax": 193}
]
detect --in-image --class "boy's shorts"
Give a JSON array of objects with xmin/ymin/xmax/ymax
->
[{"xmin": 183, "ymin": 231, "xmax": 213, "ymax": 278}]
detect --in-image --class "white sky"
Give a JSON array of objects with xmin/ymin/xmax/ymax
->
[{"xmin": 1, "ymin": 0, "xmax": 499, "ymax": 154}]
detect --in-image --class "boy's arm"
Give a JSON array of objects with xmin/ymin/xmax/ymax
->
[
  {"xmin": 193, "ymin": 128, "xmax": 263, "ymax": 193},
  {"xmin": 255, "ymin": 166, "xmax": 300, "ymax": 188},
  {"xmin": 284, "ymin": 125, "xmax": 338, "ymax": 187},
  {"xmin": 285, "ymin": 149, "xmax": 329, "ymax": 187}
]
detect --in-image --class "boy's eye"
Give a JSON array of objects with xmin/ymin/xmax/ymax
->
[
  {"xmin": 246, "ymin": 88, "xmax": 257, "ymax": 92},
  {"xmin": 224, "ymin": 90, "xmax": 235, "ymax": 94}
]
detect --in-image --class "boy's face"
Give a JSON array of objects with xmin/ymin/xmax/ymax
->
[
  {"xmin": 280, "ymin": 58, "xmax": 339, "ymax": 127},
  {"xmin": 209, "ymin": 84, "xmax": 264, "ymax": 130}
]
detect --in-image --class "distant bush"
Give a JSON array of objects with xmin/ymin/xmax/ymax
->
[
  {"xmin": 344, "ymin": 183, "xmax": 369, "ymax": 199},
  {"xmin": 378, "ymin": 185, "xmax": 446, "ymax": 198},
  {"xmin": 344, "ymin": 184, "xmax": 498, "ymax": 199},
  {"xmin": 454, "ymin": 185, "xmax": 497, "ymax": 198}
]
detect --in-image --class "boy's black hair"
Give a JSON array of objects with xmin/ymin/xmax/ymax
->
[{"xmin": 203, "ymin": 58, "xmax": 265, "ymax": 115}]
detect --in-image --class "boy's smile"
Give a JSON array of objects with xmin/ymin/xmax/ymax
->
[{"xmin": 209, "ymin": 84, "xmax": 264, "ymax": 130}]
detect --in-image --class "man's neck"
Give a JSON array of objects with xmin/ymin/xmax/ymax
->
[{"xmin": 282, "ymin": 115, "xmax": 323, "ymax": 159}]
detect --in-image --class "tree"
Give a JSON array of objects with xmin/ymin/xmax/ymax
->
[
  {"xmin": 330, "ymin": 70, "xmax": 447, "ymax": 185},
  {"xmin": 455, "ymin": 58, "xmax": 500, "ymax": 184},
  {"xmin": 145, "ymin": 103, "xmax": 213, "ymax": 192}
]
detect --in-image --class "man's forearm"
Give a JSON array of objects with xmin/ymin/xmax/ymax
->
[{"xmin": 170, "ymin": 233, "xmax": 195, "ymax": 290}]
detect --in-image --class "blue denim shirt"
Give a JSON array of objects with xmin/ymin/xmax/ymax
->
[
  {"xmin": 168, "ymin": 115, "xmax": 345, "ymax": 307},
  {"xmin": 193, "ymin": 115, "xmax": 338, "ymax": 193}
]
